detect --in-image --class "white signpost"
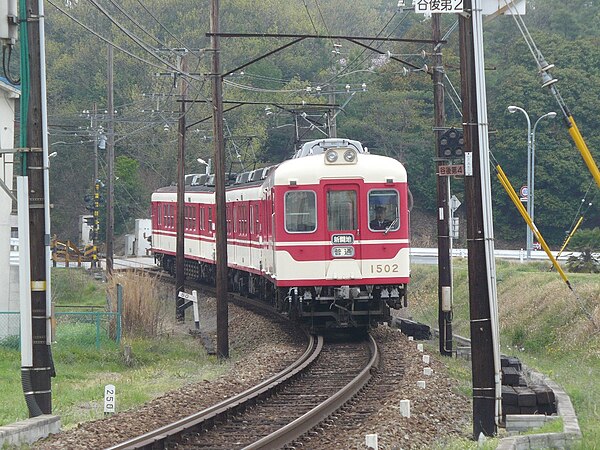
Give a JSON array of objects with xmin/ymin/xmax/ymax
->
[
  {"xmin": 104, "ymin": 384, "xmax": 116, "ymax": 414},
  {"xmin": 178, "ymin": 290, "xmax": 200, "ymax": 330}
]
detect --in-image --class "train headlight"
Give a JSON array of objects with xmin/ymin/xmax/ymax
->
[
  {"xmin": 343, "ymin": 149, "xmax": 356, "ymax": 162},
  {"xmin": 325, "ymin": 150, "xmax": 338, "ymax": 163}
]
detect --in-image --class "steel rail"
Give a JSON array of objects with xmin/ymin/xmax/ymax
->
[
  {"xmin": 243, "ymin": 334, "xmax": 379, "ymax": 449},
  {"xmin": 106, "ymin": 333, "xmax": 323, "ymax": 450}
]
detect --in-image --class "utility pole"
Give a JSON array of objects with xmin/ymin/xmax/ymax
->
[
  {"xmin": 176, "ymin": 52, "xmax": 188, "ymax": 322},
  {"xmin": 432, "ymin": 13, "xmax": 453, "ymax": 357},
  {"xmin": 459, "ymin": 0, "xmax": 497, "ymax": 437},
  {"xmin": 21, "ymin": 0, "xmax": 53, "ymax": 415},
  {"xmin": 211, "ymin": 0, "xmax": 229, "ymax": 358},
  {"xmin": 328, "ymin": 87, "xmax": 337, "ymax": 138},
  {"xmin": 106, "ymin": 45, "xmax": 114, "ymax": 275}
]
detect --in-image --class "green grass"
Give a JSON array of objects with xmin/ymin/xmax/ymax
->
[
  {"xmin": 52, "ymin": 268, "xmax": 106, "ymax": 308},
  {"xmin": 408, "ymin": 261, "xmax": 600, "ymax": 448},
  {"xmin": 0, "ymin": 323, "xmax": 225, "ymax": 428},
  {"xmin": 0, "ymin": 269, "xmax": 228, "ymax": 429},
  {"xmin": 51, "ymin": 334, "xmax": 223, "ymax": 428}
]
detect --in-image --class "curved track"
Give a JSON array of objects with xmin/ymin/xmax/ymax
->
[
  {"xmin": 107, "ymin": 333, "xmax": 322, "ymax": 450},
  {"xmin": 107, "ymin": 335, "xmax": 378, "ymax": 449}
]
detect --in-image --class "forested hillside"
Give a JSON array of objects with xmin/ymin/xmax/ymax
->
[{"xmin": 30, "ymin": 0, "xmax": 599, "ymax": 247}]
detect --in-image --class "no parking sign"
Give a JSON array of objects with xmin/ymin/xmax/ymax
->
[{"xmin": 519, "ymin": 185, "xmax": 528, "ymax": 202}]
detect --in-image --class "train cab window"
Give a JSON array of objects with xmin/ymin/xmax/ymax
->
[
  {"xmin": 327, "ymin": 190, "xmax": 357, "ymax": 231},
  {"xmin": 285, "ymin": 191, "xmax": 316, "ymax": 233},
  {"xmin": 368, "ymin": 190, "xmax": 400, "ymax": 232}
]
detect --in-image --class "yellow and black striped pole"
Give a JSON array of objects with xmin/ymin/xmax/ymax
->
[
  {"xmin": 495, "ymin": 165, "xmax": 572, "ymax": 289},
  {"xmin": 566, "ymin": 116, "xmax": 600, "ymax": 189}
]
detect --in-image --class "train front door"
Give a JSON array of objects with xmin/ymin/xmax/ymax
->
[{"xmin": 325, "ymin": 184, "xmax": 361, "ymax": 261}]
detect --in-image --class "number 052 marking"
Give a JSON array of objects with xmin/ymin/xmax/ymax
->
[{"xmin": 370, "ymin": 264, "xmax": 399, "ymax": 273}]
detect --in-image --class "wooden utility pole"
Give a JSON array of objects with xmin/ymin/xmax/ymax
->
[
  {"xmin": 176, "ymin": 53, "xmax": 188, "ymax": 322},
  {"xmin": 432, "ymin": 13, "xmax": 453, "ymax": 357},
  {"xmin": 459, "ymin": 0, "xmax": 497, "ymax": 437},
  {"xmin": 22, "ymin": 0, "xmax": 52, "ymax": 415},
  {"xmin": 106, "ymin": 45, "xmax": 115, "ymax": 275},
  {"xmin": 211, "ymin": 0, "xmax": 229, "ymax": 358}
]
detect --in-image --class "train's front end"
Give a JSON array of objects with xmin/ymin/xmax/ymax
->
[{"xmin": 268, "ymin": 139, "xmax": 410, "ymax": 330}]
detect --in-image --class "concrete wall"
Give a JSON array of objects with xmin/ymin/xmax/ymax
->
[{"xmin": 0, "ymin": 79, "xmax": 19, "ymax": 339}]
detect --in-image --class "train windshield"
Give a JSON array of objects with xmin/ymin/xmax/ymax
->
[
  {"xmin": 368, "ymin": 190, "xmax": 400, "ymax": 232},
  {"xmin": 285, "ymin": 191, "xmax": 317, "ymax": 233},
  {"xmin": 327, "ymin": 190, "xmax": 357, "ymax": 231}
]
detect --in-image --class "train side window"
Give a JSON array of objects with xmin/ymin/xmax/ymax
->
[
  {"xmin": 368, "ymin": 189, "xmax": 400, "ymax": 232},
  {"xmin": 285, "ymin": 191, "xmax": 316, "ymax": 233},
  {"xmin": 226, "ymin": 205, "xmax": 232, "ymax": 234},
  {"xmin": 327, "ymin": 190, "xmax": 357, "ymax": 231},
  {"xmin": 200, "ymin": 207, "xmax": 205, "ymax": 231}
]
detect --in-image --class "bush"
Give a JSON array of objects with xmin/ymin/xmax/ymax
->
[
  {"xmin": 107, "ymin": 271, "xmax": 169, "ymax": 338},
  {"xmin": 566, "ymin": 227, "xmax": 600, "ymax": 273}
]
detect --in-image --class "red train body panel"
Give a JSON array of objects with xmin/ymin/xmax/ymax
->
[{"xmin": 151, "ymin": 138, "xmax": 410, "ymax": 330}]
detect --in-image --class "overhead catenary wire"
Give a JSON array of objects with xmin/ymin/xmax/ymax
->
[
  {"xmin": 301, "ymin": 0, "xmax": 320, "ymax": 35},
  {"xmin": 106, "ymin": 0, "xmax": 166, "ymax": 48},
  {"xmin": 313, "ymin": 0, "xmax": 331, "ymax": 37},
  {"xmin": 47, "ymin": 0, "xmax": 174, "ymax": 73},
  {"xmin": 48, "ymin": 0, "xmax": 206, "ymax": 85},
  {"xmin": 135, "ymin": 0, "xmax": 202, "ymax": 58},
  {"xmin": 85, "ymin": 0, "xmax": 189, "ymax": 75}
]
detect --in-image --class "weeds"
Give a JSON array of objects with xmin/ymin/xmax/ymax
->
[{"xmin": 107, "ymin": 270, "xmax": 169, "ymax": 338}]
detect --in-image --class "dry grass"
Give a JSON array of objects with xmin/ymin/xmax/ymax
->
[
  {"xmin": 497, "ymin": 270, "xmax": 600, "ymax": 355},
  {"xmin": 107, "ymin": 271, "xmax": 170, "ymax": 338}
]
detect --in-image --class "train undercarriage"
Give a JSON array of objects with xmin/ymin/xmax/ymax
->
[{"xmin": 155, "ymin": 253, "xmax": 406, "ymax": 332}]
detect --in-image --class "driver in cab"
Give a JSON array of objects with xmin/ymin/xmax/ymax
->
[{"xmin": 370, "ymin": 206, "xmax": 392, "ymax": 230}]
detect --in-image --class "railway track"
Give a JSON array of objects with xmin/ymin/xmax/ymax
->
[{"xmin": 107, "ymin": 334, "xmax": 377, "ymax": 449}]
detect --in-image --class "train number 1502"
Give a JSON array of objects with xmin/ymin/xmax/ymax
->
[{"xmin": 370, "ymin": 264, "xmax": 399, "ymax": 273}]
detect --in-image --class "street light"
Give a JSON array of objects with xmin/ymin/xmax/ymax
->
[
  {"xmin": 197, "ymin": 157, "xmax": 211, "ymax": 175},
  {"xmin": 531, "ymin": 112, "xmax": 557, "ymax": 249},
  {"xmin": 507, "ymin": 106, "xmax": 556, "ymax": 259}
]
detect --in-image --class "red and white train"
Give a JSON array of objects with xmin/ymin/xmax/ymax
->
[{"xmin": 151, "ymin": 138, "xmax": 410, "ymax": 330}]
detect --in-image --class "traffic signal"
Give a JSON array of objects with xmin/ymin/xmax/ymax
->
[{"xmin": 438, "ymin": 127, "xmax": 464, "ymax": 159}]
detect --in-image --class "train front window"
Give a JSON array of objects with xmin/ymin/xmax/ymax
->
[
  {"xmin": 327, "ymin": 190, "xmax": 357, "ymax": 231},
  {"xmin": 285, "ymin": 191, "xmax": 316, "ymax": 233},
  {"xmin": 368, "ymin": 190, "xmax": 400, "ymax": 232}
]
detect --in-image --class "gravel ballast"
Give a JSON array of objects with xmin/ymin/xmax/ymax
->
[{"xmin": 33, "ymin": 300, "xmax": 472, "ymax": 449}]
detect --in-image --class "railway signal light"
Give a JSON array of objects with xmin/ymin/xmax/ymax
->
[{"xmin": 438, "ymin": 127, "xmax": 464, "ymax": 160}]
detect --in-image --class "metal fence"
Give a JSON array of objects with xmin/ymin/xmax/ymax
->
[
  {"xmin": 0, "ymin": 312, "xmax": 20, "ymax": 349},
  {"xmin": 0, "ymin": 309, "xmax": 121, "ymax": 350}
]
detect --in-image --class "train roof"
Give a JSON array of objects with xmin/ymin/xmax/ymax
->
[
  {"xmin": 273, "ymin": 152, "xmax": 407, "ymax": 185},
  {"xmin": 293, "ymin": 138, "xmax": 365, "ymax": 159},
  {"xmin": 152, "ymin": 138, "xmax": 406, "ymax": 199}
]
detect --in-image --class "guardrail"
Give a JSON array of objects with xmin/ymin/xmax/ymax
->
[{"xmin": 410, "ymin": 247, "xmax": 583, "ymax": 261}]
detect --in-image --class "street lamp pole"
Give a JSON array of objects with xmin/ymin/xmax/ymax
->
[
  {"xmin": 508, "ymin": 106, "xmax": 556, "ymax": 259},
  {"xmin": 531, "ymin": 112, "xmax": 557, "ymax": 239},
  {"xmin": 508, "ymin": 106, "xmax": 532, "ymax": 258}
]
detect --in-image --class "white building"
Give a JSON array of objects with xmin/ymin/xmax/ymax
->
[{"xmin": 0, "ymin": 76, "xmax": 20, "ymax": 339}]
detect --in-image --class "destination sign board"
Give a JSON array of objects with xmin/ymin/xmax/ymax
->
[{"xmin": 331, "ymin": 234, "xmax": 354, "ymax": 245}]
